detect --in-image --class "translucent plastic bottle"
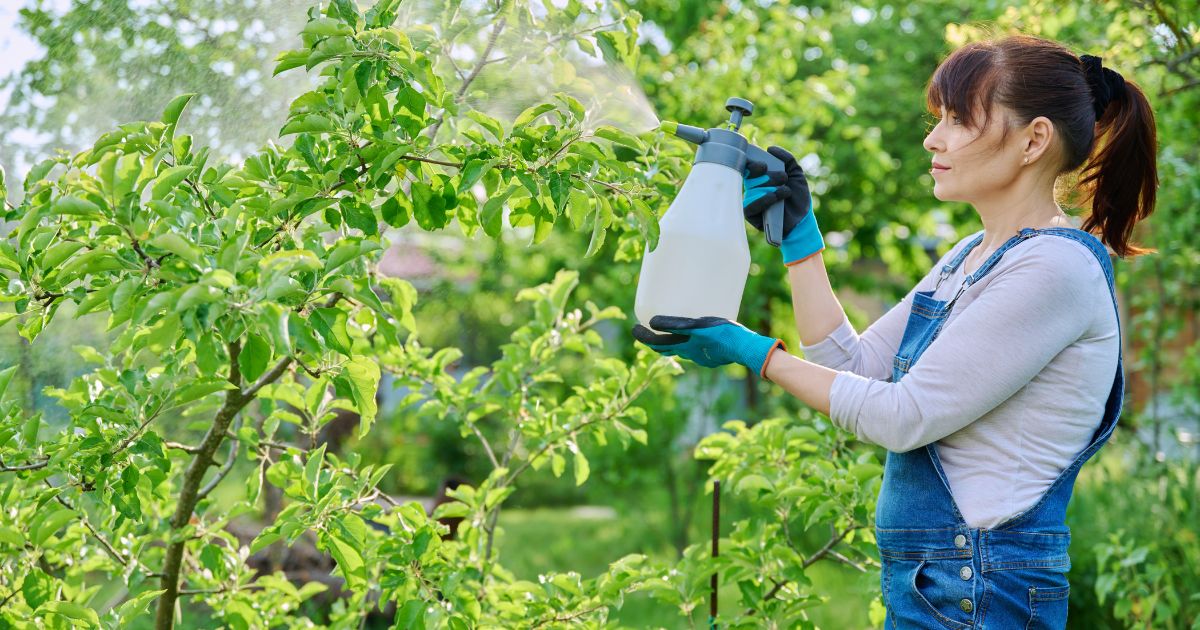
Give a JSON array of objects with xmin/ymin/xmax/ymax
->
[{"xmin": 634, "ymin": 161, "xmax": 750, "ymax": 332}]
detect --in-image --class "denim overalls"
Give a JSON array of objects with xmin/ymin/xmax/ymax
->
[{"xmin": 877, "ymin": 227, "xmax": 1124, "ymax": 629}]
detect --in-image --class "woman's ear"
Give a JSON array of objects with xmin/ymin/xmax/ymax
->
[{"xmin": 1022, "ymin": 115, "xmax": 1056, "ymax": 164}]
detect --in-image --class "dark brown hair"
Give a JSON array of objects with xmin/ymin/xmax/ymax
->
[{"xmin": 925, "ymin": 33, "xmax": 1158, "ymax": 257}]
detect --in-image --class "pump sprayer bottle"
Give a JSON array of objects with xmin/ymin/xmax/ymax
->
[{"xmin": 634, "ymin": 97, "xmax": 786, "ymax": 332}]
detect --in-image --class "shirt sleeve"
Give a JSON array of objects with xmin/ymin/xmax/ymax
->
[
  {"xmin": 827, "ymin": 241, "xmax": 1102, "ymax": 452},
  {"xmin": 799, "ymin": 233, "xmax": 980, "ymax": 380},
  {"xmin": 798, "ymin": 289, "xmax": 917, "ymax": 381}
]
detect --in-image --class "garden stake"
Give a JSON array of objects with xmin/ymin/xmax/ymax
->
[{"xmin": 710, "ymin": 479, "xmax": 720, "ymax": 629}]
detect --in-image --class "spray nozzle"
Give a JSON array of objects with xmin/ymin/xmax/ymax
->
[
  {"xmin": 725, "ymin": 97, "xmax": 754, "ymax": 131},
  {"xmin": 673, "ymin": 124, "xmax": 708, "ymax": 145}
]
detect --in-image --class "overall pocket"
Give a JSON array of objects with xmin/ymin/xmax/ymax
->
[
  {"xmin": 1025, "ymin": 584, "xmax": 1070, "ymax": 630},
  {"xmin": 911, "ymin": 559, "xmax": 974, "ymax": 629}
]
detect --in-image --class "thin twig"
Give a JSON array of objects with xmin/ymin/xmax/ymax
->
[
  {"xmin": 469, "ymin": 423, "xmax": 499, "ymax": 468},
  {"xmin": 197, "ymin": 435, "xmax": 239, "ymax": 501},
  {"xmin": 52, "ymin": 492, "xmax": 129, "ymax": 568},
  {"xmin": 426, "ymin": 13, "xmax": 508, "ymax": 140},
  {"xmin": 399, "ymin": 154, "xmax": 463, "ymax": 168},
  {"xmin": 751, "ymin": 526, "xmax": 857, "ymax": 613},
  {"xmin": 530, "ymin": 603, "xmax": 607, "ymax": 628},
  {"xmin": 0, "ymin": 457, "xmax": 49, "ymax": 472}
]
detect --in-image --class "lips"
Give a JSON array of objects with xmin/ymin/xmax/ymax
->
[{"xmin": 931, "ymin": 162, "xmax": 950, "ymax": 175}]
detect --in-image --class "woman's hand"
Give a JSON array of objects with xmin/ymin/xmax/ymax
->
[
  {"xmin": 742, "ymin": 146, "xmax": 826, "ymax": 265},
  {"xmin": 632, "ymin": 315, "xmax": 787, "ymax": 379}
]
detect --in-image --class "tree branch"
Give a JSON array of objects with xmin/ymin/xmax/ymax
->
[
  {"xmin": 197, "ymin": 435, "xmax": 239, "ymax": 501},
  {"xmin": 750, "ymin": 526, "xmax": 857, "ymax": 614},
  {"xmin": 530, "ymin": 603, "xmax": 606, "ymax": 628},
  {"xmin": 426, "ymin": 14, "xmax": 508, "ymax": 140},
  {"xmin": 0, "ymin": 457, "xmax": 49, "ymax": 473},
  {"xmin": 468, "ymin": 422, "xmax": 499, "ymax": 469},
  {"xmin": 155, "ymin": 293, "xmax": 343, "ymax": 629}
]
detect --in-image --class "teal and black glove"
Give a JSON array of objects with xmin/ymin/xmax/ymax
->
[
  {"xmin": 632, "ymin": 315, "xmax": 787, "ymax": 380},
  {"xmin": 742, "ymin": 146, "xmax": 825, "ymax": 265}
]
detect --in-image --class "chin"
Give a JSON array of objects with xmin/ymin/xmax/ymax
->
[{"xmin": 932, "ymin": 185, "xmax": 967, "ymax": 204}]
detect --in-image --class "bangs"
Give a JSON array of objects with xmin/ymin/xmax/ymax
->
[{"xmin": 925, "ymin": 43, "xmax": 1004, "ymax": 132}]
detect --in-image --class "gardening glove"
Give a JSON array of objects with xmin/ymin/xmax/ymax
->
[
  {"xmin": 742, "ymin": 145, "xmax": 826, "ymax": 265},
  {"xmin": 632, "ymin": 315, "xmax": 787, "ymax": 380}
]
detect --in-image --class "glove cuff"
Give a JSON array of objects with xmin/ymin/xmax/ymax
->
[
  {"xmin": 741, "ymin": 335, "xmax": 787, "ymax": 379},
  {"xmin": 759, "ymin": 338, "xmax": 787, "ymax": 381},
  {"xmin": 780, "ymin": 206, "xmax": 825, "ymax": 265}
]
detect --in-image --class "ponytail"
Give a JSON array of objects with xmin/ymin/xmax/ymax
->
[{"xmin": 1076, "ymin": 73, "xmax": 1159, "ymax": 258}]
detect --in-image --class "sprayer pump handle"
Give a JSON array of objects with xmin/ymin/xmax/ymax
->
[{"xmin": 725, "ymin": 97, "xmax": 754, "ymax": 117}]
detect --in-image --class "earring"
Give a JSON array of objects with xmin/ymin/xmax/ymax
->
[{"xmin": 1023, "ymin": 158, "xmax": 1028, "ymax": 164}]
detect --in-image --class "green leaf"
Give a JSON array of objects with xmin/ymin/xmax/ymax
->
[
  {"xmin": 343, "ymin": 357, "xmax": 380, "ymax": 437},
  {"xmin": 272, "ymin": 49, "xmax": 310, "ymax": 76},
  {"xmin": 410, "ymin": 180, "xmax": 447, "ymax": 230},
  {"xmin": 396, "ymin": 600, "xmax": 426, "ymax": 629},
  {"xmin": 303, "ymin": 17, "xmax": 353, "ymax": 37},
  {"xmin": 174, "ymin": 379, "xmax": 237, "ymax": 405},
  {"xmin": 148, "ymin": 232, "xmax": 203, "ymax": 267},
  {"xmin": 593, "ymin": 125, "xmax": 644, "ymax": 150},
  {"xmin": 573, "ymin": 449, "xmax": 590, "ymax": 486},
  {"xmin": 553, "ymin": 92, "xmax": 586, "ymax": 122},
  {"xmin": 466, "ymin": 110, "xmax": 504, "ymax": 140},
  {"xmin": 457, "ymin": 159, "xmax": 495, "ymax": 193},
  {"xmin": 324, "ymin": 531, "xmax": 366, "ymax": 589},
  {"xmin": 151, "ymin": 165, "xmax": 195, "ymax": 199},
  {"xmin": 238, "ymin": 333, "xmax": 271, "ymax": 381},
  {"xmin": 31, "ymin": 507, "xmax": 75, "ymax": 546},
  {"xmin": 341, "ymin": 200, "xmax": 378, "ymax": 235},
  {"xmin": 548, "ymin": 172, "xmax": 569, "ymax": 213},
  {"xmin": 41, "ymin": 241, "xmax": 85, "ymax": 270},
  {"xmin": 850, "ymin": 463, "xmax": 883, "ymax": 481},
  {"xmin": 21, "ymin": 412, "xmax": 40, "ymax": 448},
  {"xmin": 56, "ymin": 195, "xmax": 102, "ymax": 218},
  {"xmin": 305, "ymin": 444, "xmax": 327, "ymax": 500},
  {"xmin": 281, "ymin": 114, "xmax": 335, "ymax": 135},
  {"xmin": 332, "ymin": 0, "xmax": 359, "ymax": 25},
  {"xmin": 584, "ymin": 198, "xmax": 609, "ymax": 257},
  {"xmin": 162, "ymin": 93, "xmax": 196, "ymax": 126},
  {"xmin": 196, "ymin": 333, "xmax": 227, "ymax": 376},
  {"xmin": 116, "ymin": 590, "xmax": 166, "ymax": 624},
  {"xmin": 311, "ymin": 308, "xmax": 352, "ymax": 355},
  {"xmin": 380, "ymin": 194, "xmax": 411, "ymax": 228},
  {"xmin": 21, "ymin": 570, "xmax": 52, "ymax": 609},
  {"xmin": 551, "ymin": 452, "xmax": 565, "ymax": 478},
  {"xmin": 735, "ymin": 474, "xmax": 773, "ymax": 495},
  {"xmin": 513, "ymin": 102, "xmax": 557, "ymax": 128},
  {"xmin": 0, "ymin": 365, "xmax": 18, "ymax": 398},
  {"xmin": 39, "ymin": 601, "xmax": 100, "ymax": 626},
  {"xmin": 249, "ymin": 531, "xmax": 282, "ymax": 555},
  {"xmin": 480, "ymin": 183, "xmax": 519, "ymax": 238}
]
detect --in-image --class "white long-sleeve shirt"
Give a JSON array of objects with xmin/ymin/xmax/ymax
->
[{"xmin": 800, "ymin": 230, "xmax": 1120, "ymax": 528}]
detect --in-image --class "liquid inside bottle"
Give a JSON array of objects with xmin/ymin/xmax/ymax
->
[{"xmin": 634, "ymin": 162, "xmax": 751, "ymax": 333}]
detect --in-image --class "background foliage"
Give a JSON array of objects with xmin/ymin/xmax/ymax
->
[{"xmin": 0, "ymin": 0, "xmax": 1196, "ymax": 628}]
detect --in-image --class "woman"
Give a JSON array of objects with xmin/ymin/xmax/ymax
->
[{"xmin": 633, "ymin": 34, "xmax": 1158, "ymax": 628}]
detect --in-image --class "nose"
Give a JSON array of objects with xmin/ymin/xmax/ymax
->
[{"xmin": 923, "ymin": 120, "xmax": 943, "ymax": 154}]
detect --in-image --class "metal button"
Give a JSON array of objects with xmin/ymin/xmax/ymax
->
[
  {"xmin": 959, "ymin": 598, "xmax": 973, "ymax": 613},
  {"xmin": 954, "ymin": 534, "xmax": 967, "ymax": 548},
  {"xmin": 960, "ymin": 566, "xmax": 973, "ymax": 580}
]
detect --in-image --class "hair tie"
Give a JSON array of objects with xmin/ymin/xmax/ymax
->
[{"xmin": 1080, "ymin": 54, "xmax": 1127, "ymax": 119}]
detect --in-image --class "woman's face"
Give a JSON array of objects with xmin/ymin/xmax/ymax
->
[{"xmin": 922, "ymin": 103, "xmax": 1026, "ymax": 203}]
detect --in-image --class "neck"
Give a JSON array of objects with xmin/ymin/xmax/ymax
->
[{"xmin": 972, "ymin": 178, "xmax": 1067, "ymax": 254}]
